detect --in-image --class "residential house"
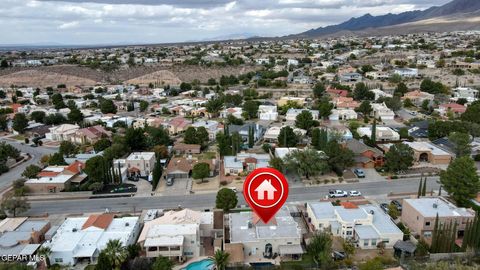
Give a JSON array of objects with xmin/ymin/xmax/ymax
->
[
  {"xmin": 285, "ymin": 109, "xmax": 319, "ymax": 121},
  {"xmin": 345, "ymin": 139, "xmax": 384, "ymax": 168},
  {"xmin": 334, "ymin": 97, "xmax": 360, "ymax": 110},
  {"xmin": 329, "ymin": 109, "xmax": 358, "ymax": 121},
  {"xmin": 172, "ymin": 143, "xmax": 201, "ymax": 155},
  {"xmin": 43, "ymin": 214, "xmax": 140, "ymax": 265},
  {"xmin": 137, "ymin": 209, "xmax": 214, "ymax": 261},
  {"xmin": 228, "ymin": 123, "xmax": 266, "ymax": 143},
  {"xmin": 45, "ymin": 124, "xmax": 80, "ymax": 142},
  {"xmin": 71, "ymin": 125, "xmax": 111, "ymax": 145},
  {"xmin": 263, "ymin": 126, "xmax": 306, "ymax": 142},
  {"xmin": 435, "ymin": 103, "xmax": 466, "ymax": 118},
  {"xmin": 166, "ymin": 157, "xmax": 215, "ymax": 179},
  {"xmin": 402, "ymin": 90, "xmax": 434, "ymax": 107},
  {"xmin": 125, "ymin": 152, "xmax": 156, "ymax": 178},
  {"xmin": 220, "ymin": 107, "xmax": 243, "ymax": 119},
  {"xmin": 408, "ymin": 120, "xmax": 429, "ymax": 138},
  {"xmin": 401, "ymin": 198, "xmax": 475, "ymax": 239},
  {"xmin": 307, "ymin": 202, "xmax": 403, "ymax": 249},
  {"xmin": 371, "ymin": 103, "xmax": 395, "ymax": 120},
  {"xmin": 357, "ymin": 126, "xmax": 400, "ymax": 141},
  {"xmin": 326, "ymin": 88, "xmax": 349, "ymax": 99},
  {"xmin": 380, "ymin": 141, "xmax": 452, "ymax": 165},
  {"xmin": 227, "ymin": 207, "xmax": 304, "ymax": 263},
  {"xmin": 258, "ymin": 105, "xmax": 278, "ymax": 121},
  {"xmin": 163, "ymin": 117, "xmax": 191, "ymax": 135},
  {"xmin": 25, "ymin": 161, "xmax": 87, "ymax": 194},
  {"xmin": 223, "ymin": 153, "xmax": 270, "ymax": 176},
  {"xmin": 371, "ymin": 89, "xmax": 393, "ymax": 100},
  {"xmin": 451, "ymin": 87, "xmax": 479, "ymax": 103},
  {"xmin": 192, "ymin": 120, "xmax": 221, "ymax": 140},
  {"xmin": 393, "ymin": 68, "xmax": 418, "ymax": 78},
  {"xmin": 0, "ymin": 218, "xmax": 50, "ymax": 258},
  {"xmin": 339, "ymin": 72, "xmax": 363, "ymax": 83}
]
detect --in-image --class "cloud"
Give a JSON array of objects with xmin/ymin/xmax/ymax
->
[{"xmin": 0, "ymin": 0, "xmax": 451, "ymax": 45}]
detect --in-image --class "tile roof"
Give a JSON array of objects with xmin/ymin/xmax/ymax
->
[
  {"xmin": 81, "ymin": 214, "xmax": 114, "ymax": 230},
  {"xmin": 64, "ymin": 160, "xmax": 85, "ymax": 174}
]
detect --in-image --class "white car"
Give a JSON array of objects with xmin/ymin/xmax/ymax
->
[
  {"xmin": 349, "ymin": 190, "xmax": 362, "ymax": 197},
  {"xmin": 329, "ymin": 189, "xmax": 348, "ymax": 198}
]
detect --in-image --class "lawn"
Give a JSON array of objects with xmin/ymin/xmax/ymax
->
[{"xmin": 11, "ymin": 134, "xmax": 25, "ymax": 141}]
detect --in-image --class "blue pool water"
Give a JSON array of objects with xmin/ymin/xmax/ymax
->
[{"xmin": 183, "ymin": 259, "xmax": 215, "ymax": 270}]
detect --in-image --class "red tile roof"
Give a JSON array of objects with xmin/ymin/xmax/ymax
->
[
  {"xmin": 65, "ymin": 161, "xmax": 85, "ymax": 174},
  {"xmin": 341, "ymin": 202, "xmax": 359, "ymax": 209},
  {"xmin": 81, "ymin": 214, "xmax": 114, "ymax": 230}
]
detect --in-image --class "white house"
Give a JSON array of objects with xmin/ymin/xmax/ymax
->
[
  {"xmin": 125, "ymin": 152, "xmax": 156, "ymax": 178},
  {"xmin": 307, "ymin": 202, "xmax": 403, "ymax": 249},
  {"xmin": 258, "ymin": 105, "xmax": 278, "ymax": 121},
  {"xmin": 43, "ymin": 214, "xmax": 140, "ymax": 266},
  {"xmin": 371, "ymin": 89, "xmax": 393, "ymax": 101},
  {"xmin": 451, "ymin": 87, "xmax": 479, "ymax": 103},
  {"xmin": 371, "ymin": 102, "xmax": 395, "ymax": 120},
  {"xmin": 137, "ymin": 209, "xmax": 213, "ymax": 261},
  {"xmin": 287, "ymin": 59, "xmax": 299, "ymax": 66},
  {"xmin": 192, "ymin": 120, "xmax": 221, "ymax": 140},
  {"xmin": 220, "ymin": 107, "xmax": 243, "ymax": 119},
  {"xmin": 357, "ymin": 126, "xmax": 400, "ymax": 141},
  {"xmin": 45, "ymin": 124, "xmax": 80, "ymax": 142},
  {"xmin": 223, "ymin": 153, "xmax": 270, "ymax": 176},
  {"xmin": 393, "ymin": 68, "xmax": 418, "ymax": 78},
  {"xmin": 228, "ymin": 207, "xmax": 304, "ymax": 262},
  {"xmin": 285, "ymin": 109, "xmax": 319, "ymax": 121},
  {"xmin": 329, "ymin": 109, "xmax": 358, "ymax": 121},
  {"xmin": 255, "ymin": 58, "xmax": 270, "ymax": 65}
]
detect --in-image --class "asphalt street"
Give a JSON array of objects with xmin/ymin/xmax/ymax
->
[
  {"xmin": 26, "ymin": 176, "xmax": 441, "ymax": 216},
  {"xmin": 0, "ymin": 138, "xmax": 56, "ymax": 191}
]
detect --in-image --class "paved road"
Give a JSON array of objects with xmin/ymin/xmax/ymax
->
[
  {"xmin": 0, "ymin": 139, "xmax": 56, "ymax": 190},
  {"xmin": 26, "ymin": 176, "xmax": 441, "ymax": 216}
]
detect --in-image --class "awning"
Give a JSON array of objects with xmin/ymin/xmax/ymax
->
[
  {"xmin": 279, "ymin": 244, "xmax": 304, "ymax": 255},
  {"xmin": 74, "ymin": 246, "xmax": 97, "ymax": 258}
]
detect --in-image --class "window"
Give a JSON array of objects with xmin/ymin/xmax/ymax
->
[
  {"xmin": 425, "ymin": 221, "xmax": 431, "ymax": 226},
  {"xmin": 363, "ymin": 240, "xmax": 368, "ymax": 246},
  {"xmin": 287, "ymin": 242, "xmax": 292, "ymax": 245},
  {"xmin": 191, "ymin": 240, "xmax": 195, "ymax": 244},
  {"xmin": 382, "ymin": 239, "xmax": 389, "ymax": 244},
  {"xmin": 54, "ymin": 258, "xmax": 63, "ymax": 263},
  {"xmin": 346, "ymin": 231, "xmax": 352, "ymax": 236},
  {"xmin": 371, "ymin": 239, "xmax": 377, "ymax": 246},
  {"xmin": 423, "ymin": 231, "xmax": 432, "ymax": 237}
]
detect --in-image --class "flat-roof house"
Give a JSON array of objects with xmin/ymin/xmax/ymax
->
[
  {"xmin": 357, "ymin": 126, "xmax": 400, "ymax": 142},
  {"xmin": 451, "ymin": 87, "xmax": 479, "ymax": 103},
  {"xmin": 285, "ymin": 109, "xmax": 319, "ymax": 122},
  {"xmin": 137, "ymin": 209, "xmax": 213, "ymax": 261},
  {"xmin": 43, "ymin": 214, "xmax": 140, "ymax": 266},
  {"xmin": 228, "ymin": 123, "xmax": 265, "ymax": 143},
  {"xmin": 223, "ymin": 153, "xmax": 270, "ymax": 176},
  {"xmin": 0, "ymin": 218, "xmax": 50, "ymax": 258},
  {"xmin": 339, "ymin": 72, "xmax": 362, "ymax": 83},
  {"xmin": 25, "ymin": 161, "xmax": 87, "ymax": 194},
  {"xmin": 371, "ymin": 102, "xmax": 395, "ymax": 120},
  {"xmin": 307, "ymin": 202, "xmax": 403, "ymax": 249},
  {"xmin": 401, "ymin": 197, "xmax": 475, "ymax": 239},
  {"xmin": 125, "ymin": 152, "xmax": 156, "ymax": 178},
  {"xmin": 220, "ymin": 107, "xmax": 243, "ymax": 119},
  {"xmin": 258, "ymin": 105, "xmax": 278, "ymax": 121},
  {"xmin": 393, "ymin": 68, "xmax": 418, "ymax": 78},
  {"xmin": 192, "ymin": 120, "xmax": 221, "ymax": 140},
  {"xmin": 329, "ymin": 109, "xmax": 358, "ymax": 121},
  {"xmin": 228, "ymin": 207, "xmax": 304, "ymax": 263}
]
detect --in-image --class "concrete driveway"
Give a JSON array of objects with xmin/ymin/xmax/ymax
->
[{"xmin": 351, "ymin": 168, "xmax": 386, "ymax": 183}]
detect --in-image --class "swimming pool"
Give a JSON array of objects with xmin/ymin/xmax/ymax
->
[{"xmin": 183, "ymin": 259, "xmax": 215, "ymax": 270}]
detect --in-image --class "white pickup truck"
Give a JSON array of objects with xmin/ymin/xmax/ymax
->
[{"xmin": 328, "ymin": 189, "xmax": 348, "ymax": 198}]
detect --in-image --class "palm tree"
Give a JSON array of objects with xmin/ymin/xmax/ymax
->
[
  {"xmin": 103, "ymin": 239, "xmax": 127, "ymax": 270},
  {"xmin": 211, "ymin": 250, "xmax": 230, "ymax": 270},
  {"xmin": 37, "ymin": 246, "xmax": 51, "ymax": 268}
]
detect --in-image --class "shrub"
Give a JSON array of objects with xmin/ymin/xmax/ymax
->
[
  {"xmin": 219, "ymin": 180, "xmax": 228, "ymax": 186},
  {"xmin": 323, "ymin": 179, "xmax": 330, "ymax": 184}
]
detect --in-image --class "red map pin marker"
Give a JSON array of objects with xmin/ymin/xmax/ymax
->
[{"xmin": 243, "ymin": 167, "xmax": 289, "ymax": 223}]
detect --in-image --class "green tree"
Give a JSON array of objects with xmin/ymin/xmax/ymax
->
[
  {"xmin": 216, "ymin": 132, "xmax": 232, "ymax": 157},
  {"xmin": 384, "ymin": 143, "xmax": 414, "ymax": 173},
  {"xmin": 242, "ymin": 100, "xmax": 259, "ymax": 119},
  {"xmin": 84, "ymin": 156, "xmax": 109, "ymax": 184},
  {"xmin": 192, "ymin": 162, "xmax": 210, "ymax": 183},
  {"xmin": 59, "ymin": 141, "xmax": 78, "ymax": 157},
  {"xmin": 30, "ymin": 111, "xmax": 46, "ymax": 123},
  {"xmin": 125, "ymin": 127, "xmax": 147, "ymax": 151},
  {"xmin": 100, "ymin": 99, "xmax": 117, "ymax": 114},
  {"xmin": 353, "ymin": 82, "xmax": 374, "ymax": 101},
  {"xmin": 48, "ymin": 152, "xmax": 67, "ymax": 166},
  {"xmin": 448, "ymin": 132, "xmax": 471, "ymax": 157},
  {"xmin": 51, "ymin": 93, "xmax": 66, "ymax": 110},
  {"xmin": 184, "ymin": 127, "xmax": 198, "ymax": 144},
  {"xmin": 139, "ymin": 100, "xmax": 149, "ymax": 112},
  {"xmin": 205, "ymin": 98, "xmax": 224, "ymax": 118},
  {"xmin": 103, "ymin": 239, "xmax": 127, "ymax": 270},
  {"xmin": 359, "ymin": 257, "xmax": 383, "ymax": 270},
  {"xmin": 356, "ymin": 100, "xmax": 373, "ymax": 117},
  {"xmin": 36, "ymin": 246, "xmax": 51, "ymax": 268},
  {"xmin": 67, "ymin": 107, "xmax": 84, "ymax": 124},
  {"xmin": 215, "ymin": 188, "xmax": 238, "ymax": 212},
  {"xmin": 420, "ymin": 78, "xmax": 447, "ymax": 94},
  {"xmin": 248, "ymin": 126, "xmax": 254, "ymax": 148},
  {"xmin": 284, "ymin": 148, "xmax": 328, "ymax": 179},
  {"xmin": 12, "ymin": 113, "xmax": 28, "ymax": 134},
  {"xmin": 151, "ymin": 157, "xmax": 163, "ymax": 190},
  {"xmin": 21, "ymin": 165, "xmax": 41, "ymax": 179},
  {"xmin": 94, "ymin": 138, "xmax": 112, "ymax": 152},
  {"xmin": 269, "ymin": 157, "xmax": 284, "ymax": 172},
  {"xmin": 313, "ymin": 83, "xmax": 325, "ymax": 98},
  {"xmin": 440, "ymin": 156, "xmax": 480, "ymax": 207},
  {"xmin": 295, "ymin": 110, "xmax": 315, "ymax": 130},
  {"xmin": 317, "ymin": 98, "xmax": 333, "ymax": 119},
  {"xmin": 342, "ymin": 239, "xmax": 355, "ymax": 259},
  {"xmin": 307, "ymin": 231, "xmax": 332, "ymax": 269},
  {"xmin": 211, "ymin": 250, "xmax": 230, "ymax": 270},
  {"xmin": 394, "ymin": 82, "xmax": 408, "ymax": 97},
  {"xmin": 311, "ymin": 128, "xmax": 328, "ymax": 151},
  {"xmin": 1, "ymin": 195, "xmax": 30, "ymax": 217},
  {"xmin": 151, "ymin": 256, "xmax": 174, "ymax": 270},
  {"xmin": 388, "ymin": 203, "xmax": 400, "ymax": 219},
  {"xmin": 278, "ymin": 126, "xmax": 298, "ymax": 147},
  {"xmin": 325, "ymin": 141, "xmax": 354, "ymax": 176},
  {"xmin": 0, "ymin": 115, "xmax": 7, "ymax": 131},
  {"xmin": 462, "ymin": 101, "xmax": 480, "ymax": 124}
]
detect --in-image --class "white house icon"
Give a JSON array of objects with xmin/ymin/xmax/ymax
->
[{"xmin": 254, "ymin": 179, "xmax": 277, "ymax": 200}]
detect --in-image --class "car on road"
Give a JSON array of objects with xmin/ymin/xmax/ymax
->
[
  {"xmin": 328, "ymin": 189, "xmax": 348, "ymax": 198},
  {"xmin": 349, "ymin": 190, "xmax": 362, "ymax": 197},
  {"xmin": 380, "ymin": 203, "xmax": 389, "ymax": 213},
  {"xmin": 391, "ymin": 200, "xmax": 402, "ymax": 211},
  {"xmin": 30, "ymin": 144, "xmax": 38, "ymax": 147},
  {"xmin": 166, "ymin": 177, "xmax": 174, "ymax": 186},
  {"xmin": 353, "ymin": 168, "xmax": 365, "ymax": 178}
]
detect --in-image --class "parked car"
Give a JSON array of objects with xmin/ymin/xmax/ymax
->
[
  {"xmin": 353, "ymin": 168, "xmax": 365, "ymax": 178},
  {"xmin": 30, "ymin": 144, "xmax": 38, "ymax": 148},
  {"xmin": 331, "ymin": 251, "xmax": 346, "ymax": 261},
  {"xmin": 166, "ymin": 177, "xmax": 174, "ymax": 186},
  {"xmin": 328, "ymin": 189, "xmax": 348, "ymax": 198},
  {"xmin": 349, "ymin": 190, "xmax": 362, "ymax": 197},
  {"xmin": 380, "ymin": 203, "xmax": 389, "ymax": 213},
  {"xmin": 391, "ymin": 200, "xmax": 403, "ymax": 211}
]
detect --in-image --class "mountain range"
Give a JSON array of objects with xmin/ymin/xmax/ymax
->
[{"xmin": 292, "ymin": 0, "xmax": 480, "ymax": 38}]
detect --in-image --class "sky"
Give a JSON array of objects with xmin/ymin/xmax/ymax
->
[{"xmin": 0, "ymin": 0, "xmax": 452, "ymax": 45}]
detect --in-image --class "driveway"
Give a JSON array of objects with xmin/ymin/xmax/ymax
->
[{"xmin": 350, "ymin": 168, "xmax": 386, "ymax": 183}]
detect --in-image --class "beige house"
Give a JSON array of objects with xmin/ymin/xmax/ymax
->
[
  {"xmin": 45, "ymin": 124, "xmax": 80, "ymax": 142},
  {"xmin": 71, "ymin": 125, "xmax": 111, "ymax": 145},
  {"xmin": 25, "ymin": 161, "xmax": 86, "ymax": 194},
  {"xmin": 277, "ymin": 97, "xmax": 305, "ymax": 107},
  {"xmin": 402, "ymin": 90, "xmax": 434, "ymax": 106},
  {"xmin": 381, "ymin": 141, "xmax": 452, "ymax": 165},
  {"xmin": 401, "ymin": 198, "xmax": 475, "ymax": 240},
  {"xmin": 125, "ymin": 152, "xmax": 156, "ymax": 178}
]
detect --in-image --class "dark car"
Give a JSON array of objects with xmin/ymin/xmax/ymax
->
[
  {"xmin": 380, "ymin": 203, "xmax": 389, "ymax": 213},
  {"xmin": 166, "ymin": 177, "xmax": 174, "ymax": 186},
  {"xmin": 331, "ymin": 251, "xmax": 346, "ymax": 261},
  {"xmin": 391, "ymin": 200, "xmax": 402, "ymax": 211}
]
